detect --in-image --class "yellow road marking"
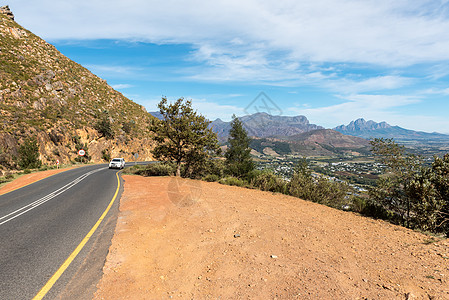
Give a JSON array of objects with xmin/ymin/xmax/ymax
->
[{"xmin": 33, "ymin": 170, "xmax": 121, "ymax": 300}]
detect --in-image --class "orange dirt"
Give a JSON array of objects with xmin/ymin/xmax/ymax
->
[
  {"xmin": 0, "ymin": 167, "xmax": 75, "ymax": 196},
  {"xmin": 94, "ymin": 176, "xmax": 449, "ymax": 299}
]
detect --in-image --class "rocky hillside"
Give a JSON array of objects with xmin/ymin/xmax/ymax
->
[
  {"xmin": 209, "ymin": 112, "xmax": 323, "ymax": 141},
  {"xmin": 0, "ymin": 7, "xmax": 154, "ymax": 172}
]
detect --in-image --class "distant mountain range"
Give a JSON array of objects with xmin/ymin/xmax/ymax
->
[
  {"xmin": 150, "ymin": 111, "xmax": 370, "ymax": 156},
  {"xmin": 149, "ymin": 112, "xmax": 449, "ymax": 157},
  {"xmin": 334, "ymin": 118, "xmax": 449, "ymax": 142},
  {"xmin": 210, "ymin": 112, "xmax": 324, "ymax": 141}
]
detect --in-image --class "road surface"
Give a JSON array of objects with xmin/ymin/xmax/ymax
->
[{"xmin": 0, "ymin": 164, "xmax": 122, "ymax": 299}]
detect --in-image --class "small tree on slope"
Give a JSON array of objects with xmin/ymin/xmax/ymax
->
[
  {"xmin": 149, "ymin": 97, "xmax": 220, "ymax": 177},
  {"xmin": 18, "ymin": 137, "xmax": 42, "ymax": 169},
  {"xmin": 224, "ymin": 115, "xmax": 255, "ymax": 179}
]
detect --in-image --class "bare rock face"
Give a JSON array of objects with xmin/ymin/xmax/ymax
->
[{"xmin": 0, "ymin": 6, "xmax": 14, "ymax": 20}]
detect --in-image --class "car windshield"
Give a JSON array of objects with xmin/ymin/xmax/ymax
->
[{"xmin": 112, "ymin": 159, "xmax": 121, "ymax": 162}]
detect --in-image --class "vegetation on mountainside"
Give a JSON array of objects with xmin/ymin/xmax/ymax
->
[{"xmin": 17, "ymin": 137, "xmax": 42, "ymax": 169}]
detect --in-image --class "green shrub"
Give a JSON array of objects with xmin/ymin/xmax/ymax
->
[
  {"xmin": 351, "ymin": 196, "xmax": 367, "ymax": 213},
  {"xmin": 122, "ymin": 164, "xmax": 146, "ymax": 175},
  {"xmin": 251, "ymin": 171, "xmax": 287, "ymax": 193},
  {"xmin": 219, "ymin": 176, "xmax": 247, "ymax": 187},
  {"xmin": 95, "ymin": 112, "xmax": 114, "ymax": 139},
  {"xmin": 183, "ymin": 158, "xmax": 225, "ymax": 179},
  {"xmin": 38, "ymin": 165, "xmax": 49, "ymax": 171},
  {"xmin": 203, "ymin": 174, "xmax": 220, "ymax": 182},
  {"xmin": 138, "ymin": 163, "xmax": 175, "ymax": 176},
  {"xmin": 23, "ymin": 169, "xmax": 31, "ymax": 174},
  {"xmin": 288, "ymin": 173, "xmax": 349, "ymax": 209},
  {"xmin": 18, "ymin": 137, "xmax": 42, "ymax": 169},
  {"xmin": 358, "ymin": 197, "xmax": 394, "ymax": 220},
  {"xmin": 5, "ymin": 173, "xmax": 14, "ymax": 180},
  {"xmin": 101, "ymin": 149, "xmax": 111, "ymax": 162}
]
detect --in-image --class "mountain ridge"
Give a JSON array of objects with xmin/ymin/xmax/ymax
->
[
  {"xmin": 209, "ymin": 112, "xmax": 324, "ymax": 141},
  {"xmin": 334, "ymin": 118, "xmax": 449, "ymax": 141}
]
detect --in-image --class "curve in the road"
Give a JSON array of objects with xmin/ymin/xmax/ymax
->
[{"xmin": 32, "ymin": 170, "xmax": 121, "ymax": 300}]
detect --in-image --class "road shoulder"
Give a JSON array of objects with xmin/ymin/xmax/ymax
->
[{"xmin": 94, "ymin": 175, "xmax": 449, "ymax": 299}]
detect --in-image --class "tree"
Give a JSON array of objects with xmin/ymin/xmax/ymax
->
[
  {"xmin": 369, "ymin": 138, "xmax": 422, "ymax": 227},
  {"xmin": 95, "ymin": 111, "xmax": 114, "ymax": 139},
  {"xmin": 431, "ymin": 154, "xmax": 449, "ymax": 235},
  {"xmin": 224, "ymin": 115, "xmax": 255, "ymax": 179},
  {"xmin": 369, "ymin": 138, "xmax": 447, "ymax": 233},
  {"xmin": 149, "ymin": 97, "xmax": 220, "ymax": 177},
  {"xmin": 18, "ymin": 137, "xmax": 42, "ymax": 169}
]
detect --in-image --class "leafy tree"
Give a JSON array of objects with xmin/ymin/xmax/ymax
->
[
  {"xmin": 18, "ymin": 137, "xmax": 42, "ymax": 169},
  {"xmin": 369, "ymin": 138, "xmax": 447, "ymax": 233},
  {"xmin": 149, "ymin": 97, "xmax": 220, "ymax": 177},
  {"xmin": 431, "ymin": 154, "xmax": 449, "ymax": 235},
  {"xmin": 369, "ymin": 138, "xmax": 422, "ymax": 227},
  {"xmin": 224, "ymin": 115, "xmax": 255, "ymax": 179}
]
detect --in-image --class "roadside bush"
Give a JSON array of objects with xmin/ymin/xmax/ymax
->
[
  {"xmin": 23, "ymin": 169, "xmax": 31, "ymax": 174},
  {"xmin": 39, "ymin": 165, "xmax": 49, "ymax": 171},
  {"xmin": 183, "ymin": 158, "xmax": 225, "ymax": 179},
  {"xmin": 251, "ymin": 171, "xmax": 287, "ymax": 193},
  {"xmin": 122, "ymin": 164, "xmax": 144, "ymax": 175},
  {"xmin": 138, "ymin": 163, "xmax": 176, "ymax": 177},
  {"xmin": 219, "ymin": 176, "xmax": 247, "ymax": 187},
  {"xmin": 203, "ymin": 174, "xmax": 220, "ymax": 182}
]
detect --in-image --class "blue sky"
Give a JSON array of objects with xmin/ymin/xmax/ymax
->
[{"xmin": 8, "ymin": 0, "xmax": 449, "ymax": 133}]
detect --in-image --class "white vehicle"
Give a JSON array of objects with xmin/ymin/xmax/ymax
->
[{"xmin": 109, "ymin": 158, "xmax": 125, "ymax": 169}]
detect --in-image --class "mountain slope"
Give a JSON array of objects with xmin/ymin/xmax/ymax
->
[
  {"xmin": 209, "ymin": 112, "xmax": 323, "ymax": 141},
  {"xmin": 0, "ymin": 7, "xmax": 154, "ymax": 171},
  {"xmin": 249, "ymin": 129, "xmax": 370, "ymax": 157},
  {"xmin": 334, "ymin": 118, "xmax": 449, "ymax": 142},
  {"xmin": 285, "ymin": 129, "xmax": 370, "ymax": 156}
]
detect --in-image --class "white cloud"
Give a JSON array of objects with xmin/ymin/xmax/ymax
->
[
  {"xmin": 12, "ymin": 0, "xmax": 449, "ymax": 67},
  {"xmin": 420, "ymin": 87, "xmax": 449, "ymax": 95},
  {"xmin": 139, "ymin": 97, "xmax": 243, "ymax": 121},
  {"xmin": 85, "ymin": 64, "xmax": 141, "ymax": 76},
  {"xmin": 189, "ymin": 98, "xmax": 244, "ymax": 121},
  {"xmin": 9, "ymin": 0, "xmax": 449, "ymax": 133},
  {"xmin": 110, "ymin": 83, "xmax": 133, "ymax": 90}
]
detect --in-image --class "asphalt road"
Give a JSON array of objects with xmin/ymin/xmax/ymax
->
[{"xmin": 0, "ymin": 164, "xmax": 123, "ymax": 300}]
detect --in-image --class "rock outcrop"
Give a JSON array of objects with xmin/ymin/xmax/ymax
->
[{"xmin": 0, "ymin": 6, "xmax": 14, "ymax": 21}]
